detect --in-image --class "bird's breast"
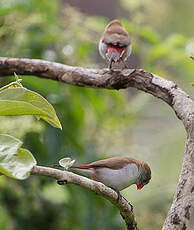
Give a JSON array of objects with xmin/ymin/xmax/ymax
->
[{"xmin": 95, "ymin": 163, "xmax": 140, "ymax": 191}]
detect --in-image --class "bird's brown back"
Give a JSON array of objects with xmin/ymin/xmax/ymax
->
[
  {"xmin": 102, "ymin": 20, "xmax": 131, "ymax": 47},
  {"xmin": 89, "ymin": 157, "xmax": 140, "ymax": 170}
]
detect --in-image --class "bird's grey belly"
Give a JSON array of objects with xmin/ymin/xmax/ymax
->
[
  {"xmin": 95, "ymin": 164, "xmax": 139, "ymax": 191},
  {"xmin": 98, "ymin": 39, "xmax": 107, "ymax": 59}
]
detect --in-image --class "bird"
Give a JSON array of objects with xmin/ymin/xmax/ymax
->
[
  {"xmin": 70, "ymin": 157, "xmax": 151, "ymax": 193},
  {"xmin": 98, "ymin": 19, "xmax": 132, "ymax": 69}
]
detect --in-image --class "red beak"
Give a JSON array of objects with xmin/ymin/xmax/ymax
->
[{"xmin": 137, "ymin": 184, "xmax": 144, "ymax": 190}]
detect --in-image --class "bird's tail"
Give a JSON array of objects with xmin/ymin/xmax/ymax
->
[
  {"xmin": 106, "ymin": 46, "xmax": 125, "ymax": 63},
  {"xmin": 71, "ymin": 164, "xmax": 94, "ymax": 176},
  {"xmin": 106, "ymin": 51, "xmax": 120, "ymax": 63}
]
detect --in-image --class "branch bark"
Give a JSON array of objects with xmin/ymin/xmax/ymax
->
[
  {"xmin": 0, "ymin": 57, "xmax": 194, "ymax": 230},
  {"xmin": 31, "ymin": 165, "xmax": 138, "ymax": 230}
]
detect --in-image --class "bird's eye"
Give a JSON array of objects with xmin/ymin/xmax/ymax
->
[{"xmin": 142, "ymin": 179, "xmax": 148, "ymax": 185}]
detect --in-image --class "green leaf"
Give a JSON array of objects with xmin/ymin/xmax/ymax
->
[
  {"xmin": 0, "ymin": 134, "xmax": 37, "ymax": 180},
  {"xmin": 0, "ymin": 87, "xmax": 62, "ymax": 129}
]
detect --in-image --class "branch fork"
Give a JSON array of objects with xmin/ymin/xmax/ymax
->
[{"xmin": 0, "ymin": 57, "xmax": 193, "ymax": 230}]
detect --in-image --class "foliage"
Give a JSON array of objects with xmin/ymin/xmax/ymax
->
[
  {"xmin": 0, "ymin": 84, "xmax": 61, "ymax": 129},
  {"xmin": 0, "ymin": 74, "xmax": 62, "ymax": 180},
  {"xmin": 0, "ymin": 134, "xmax": 36, "ymax": 180}
]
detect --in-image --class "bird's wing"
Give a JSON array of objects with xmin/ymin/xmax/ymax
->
[
  {"xmin": 103, "ymin": 33, "xmax": 130, "ymax": 47},
  {"xmin": 89, "ymin": 157, "xmax": 139, "ymax": 170}
]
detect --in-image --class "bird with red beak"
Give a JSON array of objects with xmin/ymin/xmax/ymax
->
[
  {"xmin": 99, "ymin": 19, "xmax": 132, "ymax": 69},
  {"xmin": 70, "ymin": 157, "xmax": 151, "ymax": 195}
]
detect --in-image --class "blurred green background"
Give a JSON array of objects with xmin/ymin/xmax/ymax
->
[{"xmin": 0, "ymin": 0, "xmax": 194, "ymax": 229}]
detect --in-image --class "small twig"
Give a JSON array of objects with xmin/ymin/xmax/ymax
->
[
  {"xmin": 0, "ymin": 72, "xmax": 23, "ymax": 91},
  {"xmin": 31, "ymin": 165, "xmax": 138, "ymax": 230}
]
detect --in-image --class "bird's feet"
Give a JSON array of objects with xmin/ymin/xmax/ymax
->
[
  {"xmin": 121, "ymin": 196, "xmax": 134, "ymax": 211},
  {"xmin": 115, "ymin": 190, "xmax": 122, "ymax": 203},
  {"xmin": 108, "ymin": 60, "xmax": 113, "ymax": 70},
  {"xmin": 123, "ymin": 61, "xmax": 129, "ymax": 69},
  {"xmin": 108, "ymin": 60, "xmax": 129, "ymax": 70},
  {"xmin": 113, "ymin": 189, "xmax": 134, "ymax": 211}
]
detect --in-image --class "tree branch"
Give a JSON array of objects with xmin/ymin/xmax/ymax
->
[
  {"xmin": 31, "ymin": 165, "xmax": 138, "ymax": 230},
  {"xmin": 0, "ymin": 57, "xmax": 176, "ymax": 104},
  {"xmin": 0, "ymin": 57, "xmax": 194, "ymax": 229}
]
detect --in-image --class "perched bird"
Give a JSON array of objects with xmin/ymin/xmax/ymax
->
[
  {"xmin": 70, "ymin": 157, "xmax": 151, "ymax": 192},
  {"xmin": 99, "ymin": 19, "xmax": 132, "ymax": 69}
]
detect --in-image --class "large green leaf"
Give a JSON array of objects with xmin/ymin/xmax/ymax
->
[
  {"xmin": 0, "ymin": 87, "xmax": 62, "ymax": 129},
  {"xmin": 0, "ymin": 134, "xmax": 37, "ymax": 180}
]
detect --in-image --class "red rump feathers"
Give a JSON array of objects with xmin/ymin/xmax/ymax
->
[
  {"xmin": 106, "ymin": 45, "xmax": 126, "ymax": 63},
  {"xmin": 73, "ymin": 164, "xmax": 94, "ymax": 169}
]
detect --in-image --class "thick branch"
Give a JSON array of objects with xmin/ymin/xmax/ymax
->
[
  {"xmin": 31, "ymin": 165, "xmax": 138, "ymax": 230},
  {"xmin": 0, "ymin": 57, "xmax": 194, "ymax": 229},
  {"xmin": 0, "ymin": 57, "xmax": 176, "ymax": 105}
]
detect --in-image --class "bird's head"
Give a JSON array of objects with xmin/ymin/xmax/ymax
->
[
  {"xmin": 136, "ymin": 161, "xmax": 151, "ymax": 190},
  {"xmin": 106, "ymin": 19, "xmax": 122, "ymax": 29}
]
